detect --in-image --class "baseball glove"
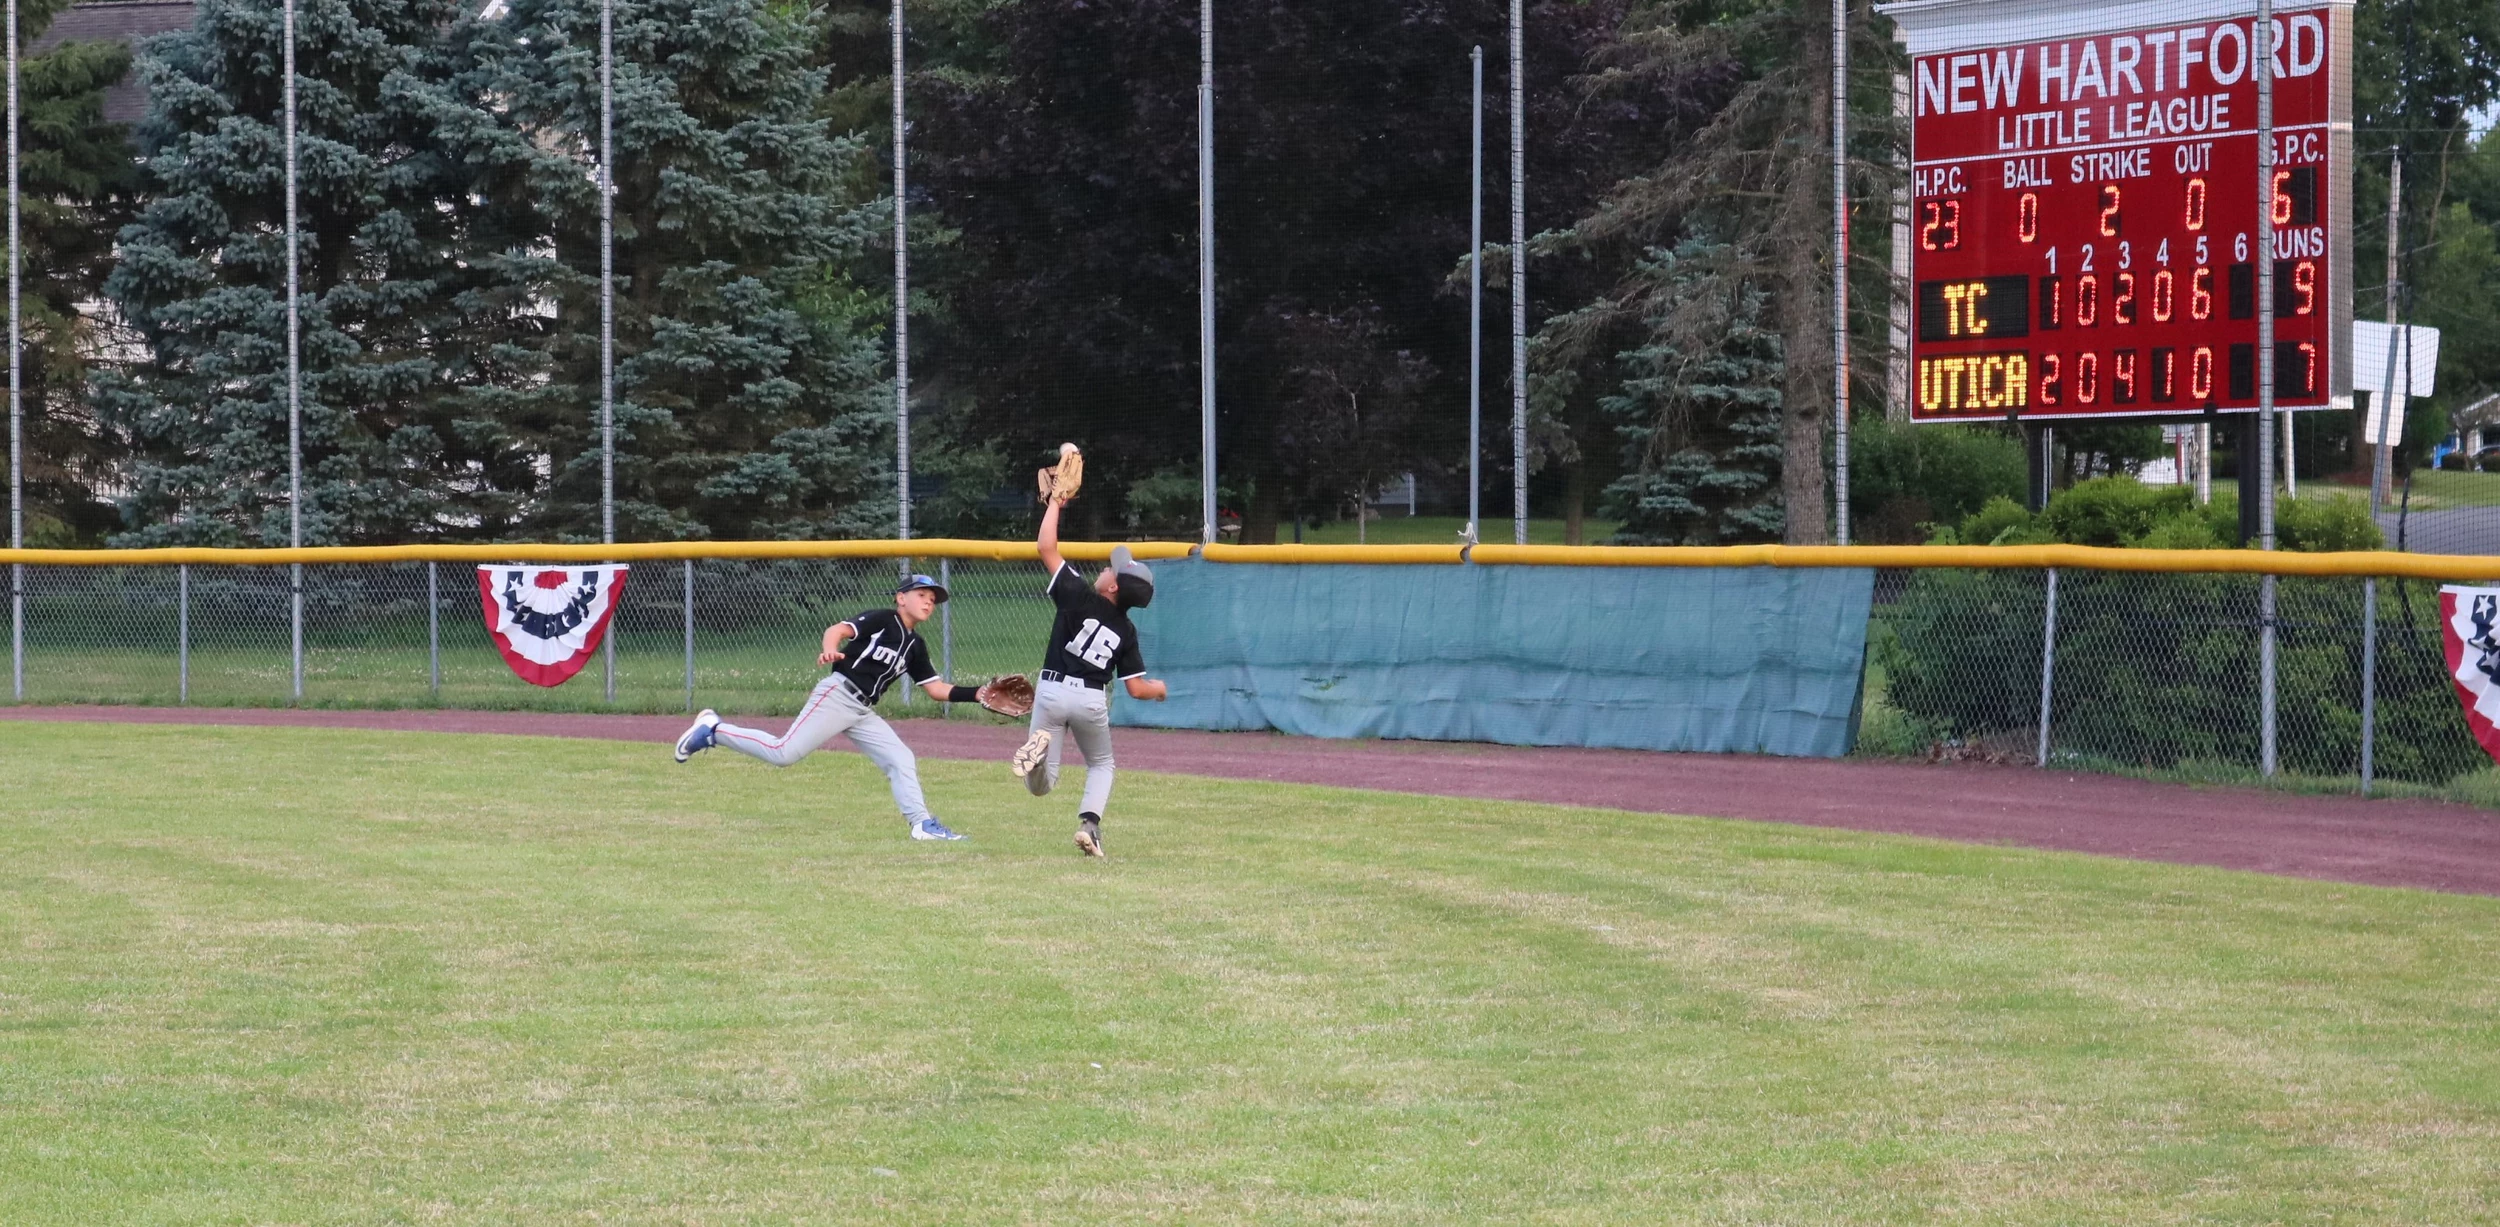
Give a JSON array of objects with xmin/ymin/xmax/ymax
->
[
  {"xmin": 975, "ymin": 674, "xmax": 1036, "ymax": 718},
  {"xmin": 1037, "ymin": 443, "xmax": 1084, "ymax": 505}
]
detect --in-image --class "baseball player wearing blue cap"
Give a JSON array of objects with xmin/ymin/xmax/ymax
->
[
  {"xmin": 1013, "ymin": 496, "xmax": 1168, "ymax": 857},
  {"xmin": 673, "ymin": 574, "xmax": 990, "ymax": 841}
]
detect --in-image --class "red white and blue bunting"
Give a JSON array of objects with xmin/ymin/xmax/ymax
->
[
  {"xmin": 477, "ymin": 564, "xmax": 631, "ymax": 687},
  {"xmin": 2439, "ymin": 584, "xmax": 2500, "ymax": 765}
]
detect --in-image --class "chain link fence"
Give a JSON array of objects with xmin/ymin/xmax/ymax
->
[
  {"xmin": 9, "ymin": 556, "xmax": 2497, "ymax": 800},
  {"xmin": 8, "ymin": 558, "xmax": 1053, "ymax": 720},
  {"xmin": 1860, "ymin": 566, "xmax": 2490, "ymax": 797}
]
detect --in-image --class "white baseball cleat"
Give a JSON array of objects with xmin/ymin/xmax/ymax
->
[{"xmin": 1011, "ymin": 729, "xmax": 1052, "ymax": 778}]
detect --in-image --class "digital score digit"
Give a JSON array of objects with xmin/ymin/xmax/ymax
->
[{"xmin": 1887, "ymin": 0, "xmax": 2353, "ymax": 423}]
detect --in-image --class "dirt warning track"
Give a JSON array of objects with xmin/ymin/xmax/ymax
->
[{"xmin": 6, "ymin": 704, "xmax": 2496, "ymax": 897}]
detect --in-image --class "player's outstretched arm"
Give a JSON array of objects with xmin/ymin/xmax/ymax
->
[
  {"xmin": 818, "ymin": 621, "xmax": 857, "ymax": 666},
  {"xmin": 1037, "ymin": 498, "xmax": 1067, "ymax": 577},
  {"xmin": 1123, "ymin": 676, "xmax": 1168, "ymax": 701}
]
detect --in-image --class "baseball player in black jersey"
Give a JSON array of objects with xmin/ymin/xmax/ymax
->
[
  {"xmin": 672, "ymin": 574, "xmax": 993, "ymax": 841},
  {"xmin": 1012, "ymin": 498, "xmax": 1167, "ymax": 856}
]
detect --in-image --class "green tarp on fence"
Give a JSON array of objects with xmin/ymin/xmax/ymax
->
[{"xmin": 1113, "ymin": 561, "xmax": 1873, "ymax": 757}]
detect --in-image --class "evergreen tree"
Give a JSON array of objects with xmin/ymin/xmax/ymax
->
[
  {"xmin": 433, "ymin": 0, "xmax": 892, "ymax": 541},
  {"xmin": 99, "ymin": 0, "xmax": 495, "ymax": 545},
  {"xmin": 1597, "ymin": 240, "xmax": 1784, "ymax": 545},
  {"xmin": 1532, "ymin": 0, "xmax": 1900, "ymax": 544},
  {"xmin": 14, "ymin": 0, "xmax": 139, "ymax": 544}
]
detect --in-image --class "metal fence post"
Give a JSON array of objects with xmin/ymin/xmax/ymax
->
[
  {"xmin": 426, "ymin": 561, "xmax": 440, "ymax": 698},
  {"xmin": 939, "ymin": 557, "xmax": 953, "ymax": 719},
  {"xmin": 682, "ymin": 559, "xmax": 694, "ymax": 713},
  {"xmin": 2261, "ymin": 574, "xmax": 2278, "ymax": 777},
  {"xmin": 291, "ymin": 564, "xmax": 304, "ymax": 703},
  {"xmin": 177, "ymin": 564, "xmax": 189, "ymax": 705},
  {"xmin": 2360, "ymin": 576, "xmax": 2377, "ymax": 796},
  {"xmin": 2036, "ymin": 567, "xmax": 2057, "ymax": 768}
]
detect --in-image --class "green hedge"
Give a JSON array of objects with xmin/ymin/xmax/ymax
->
[
  {"xmin": 1878, "ymin": 569, "xmax": 2484, "ymax": 783},
  {"xmin": 1877, "ymin": 479, "xmax": 2484, "ymax": 783}
]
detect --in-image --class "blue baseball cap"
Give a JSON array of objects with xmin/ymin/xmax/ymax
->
[{"xmin": 896, "ymin": 573, "xmax": 950, "ymax": 603}]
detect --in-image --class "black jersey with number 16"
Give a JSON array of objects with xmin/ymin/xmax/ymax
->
[{"xmin": 1041, "ymin": 562, "xmax": 1144, "ymax": 686}]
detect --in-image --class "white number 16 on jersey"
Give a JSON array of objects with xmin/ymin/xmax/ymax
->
[{"xmin": 1064, "ymin": 619, "xmax": 1121, "ymax": 669}]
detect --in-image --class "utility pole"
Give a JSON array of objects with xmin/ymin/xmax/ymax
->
[
  {"xmin": 2372, "ymin": 151, "xmax": 2402, "ymax": 509},
  {"xmin": 1884, "ymin": 73, "xmax": 1909, "ymax": 423}
]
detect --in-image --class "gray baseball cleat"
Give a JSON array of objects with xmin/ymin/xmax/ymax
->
[{"xmin": 1011, "ymin": 728, "xmax": 1052, "ymax": 778}]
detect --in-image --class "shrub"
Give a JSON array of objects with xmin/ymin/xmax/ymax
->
[
  {"xmin": 1877, "ymin": 478, "xmax": 2461, "ymax": 781},
  {"xmin": 2039, "ymin": 478, "xmax": 2196, "ymax": 546},
  {"xmin": 1848, "ymin": 417, "xmax": 2027, "ymax": 544},
  {"xmin": 1875, "ymin": 570, "xmax": 2483, "ymax": 783},
  {"xmin": 1929, "ymin": 478, "xmax": 2385, "ymax": 553}
]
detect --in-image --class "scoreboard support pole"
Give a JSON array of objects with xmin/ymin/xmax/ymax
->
[
  {"xmin": 2236, "ymin": 416, "xmax": 2263, "ymax": 546},
  {"xmin": 2023, "ymin": 424, "xmax": 2052, "ymax": 512}
]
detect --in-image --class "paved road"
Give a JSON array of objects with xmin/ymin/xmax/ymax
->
[{"xmin": 6, "ymin": 705, "xmax": 2498, "ymax": 897}]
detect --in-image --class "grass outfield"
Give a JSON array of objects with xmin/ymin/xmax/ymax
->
[
  {"xmin": 7, "ymin": 635, "xmax": 1045, "ymax": 718},
  {"xmin": 2, "ymin": 726, "xmax": 2495, "ymax": 1224}
]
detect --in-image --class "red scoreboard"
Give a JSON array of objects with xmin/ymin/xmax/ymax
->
[{"xmin": 1888, "ymin": 0, "xmax": 2353, "ymax": 422}]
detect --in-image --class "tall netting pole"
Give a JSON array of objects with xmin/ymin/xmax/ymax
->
[
  {"xmin": 1828, "ymin": 0, "xmax": 1850, "ymax": 544},
  {"xmin": 599, "ymin": 0, "xmax": 616, "ymax": 703},
  {"xmin": 1508, "ymin": 0, "xmax": 1525, "ymax": 545},
  {"xmin": 2256, "ymin": 0, "xmax": 2278, "ymax": 776},
  {"xmin": 7, "ymin": 0, "xmax": 19, "ymax": 703},
  {"xmin": 1469, "ymin": 45, "xmax": 1483, "ymax": 545},
  {"xmin": 892, "ymin": 0, "xmax": 910, "ymax": 553},
  {"xmin": 284, "ymin": 0, "xmax": 302, "ymax": 702},
  {"xmin": 1198, "ymin": 0, "xmax": 1215, "ymax": 544}
]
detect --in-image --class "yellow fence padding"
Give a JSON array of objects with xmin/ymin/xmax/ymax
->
[
  {"xmin": 1198, "ymin": 543, "xmax": 1467, "ymax": 565},
  {"xmin": 1, "ymin": 538, "xmax": 2494, "ymax": 580}
]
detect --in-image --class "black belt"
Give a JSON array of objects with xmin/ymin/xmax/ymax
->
[{"xmin": 1039, "ymin": 670, "xmax": 1105, "ymax": 690}]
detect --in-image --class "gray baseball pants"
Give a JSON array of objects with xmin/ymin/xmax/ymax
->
[
  {"xmin": 714, "ymin": 675, "xmax": 932, "ymax": 824},
  {"xmin": 1025, "ymin": 677, "xmax": 1117, "ymax": 816}
]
